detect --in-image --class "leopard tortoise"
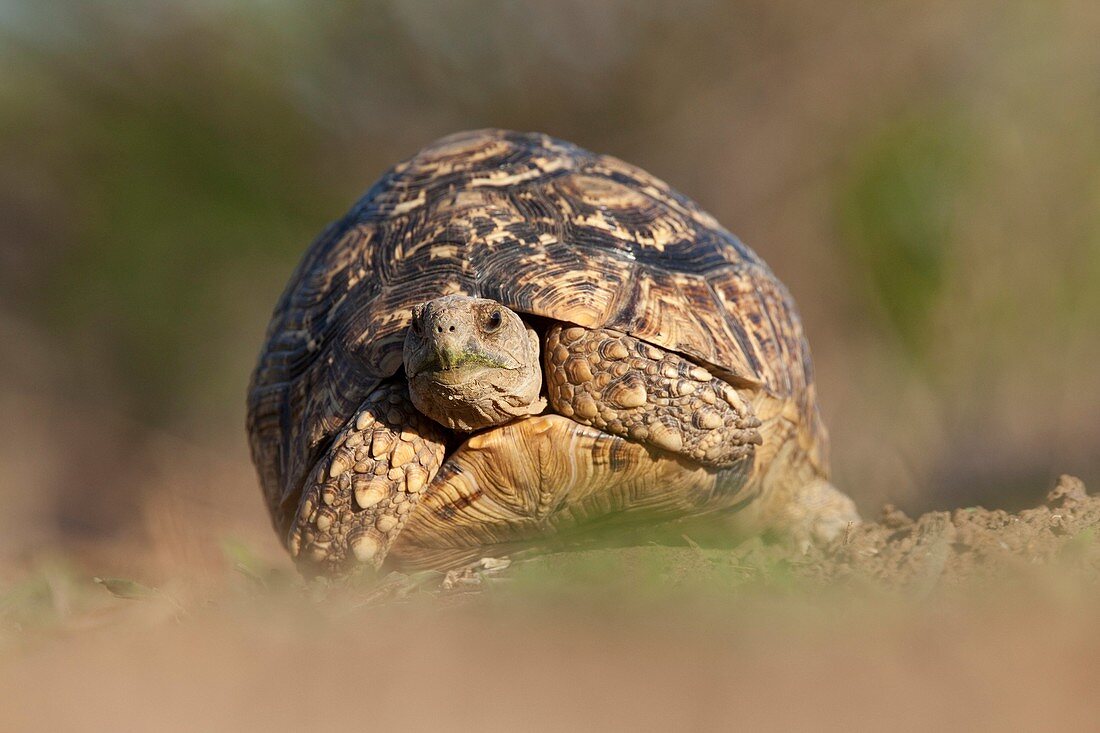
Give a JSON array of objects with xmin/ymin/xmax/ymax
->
[{"xmin": 246, "ymin": 129, "xmax": 859, "ymax": 576}]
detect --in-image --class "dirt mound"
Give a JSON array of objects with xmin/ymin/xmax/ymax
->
[{"xmin": 798, "ymin": 474, "xmax": 1100, "ymax": 591}]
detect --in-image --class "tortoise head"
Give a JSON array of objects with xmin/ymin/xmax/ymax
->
[{"xmin": 403, "ymin": 294, "xmax": 545, "ymax": 431}]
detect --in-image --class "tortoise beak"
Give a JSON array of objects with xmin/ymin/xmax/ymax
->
[
  {"xmin": 432, "ymin": 336, "xmax": 468, "ymax": 371},
  {"xmin": 409, "ymin": 342, "xmax": 464, "ymax": 376},
  {"xmin": 407, "ymin": 337, "xmax": 511, "ymax": 379}
]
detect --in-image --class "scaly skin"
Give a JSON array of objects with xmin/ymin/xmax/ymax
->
[
  {"xmin": 288, "ymin": 383, "xmax": 446, "ymax": 576},
  {"xmin": 543, "ymin": 325, "xmax": 763, "ymax": 468}
]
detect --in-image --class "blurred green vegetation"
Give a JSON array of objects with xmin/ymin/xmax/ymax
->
[
  {"xmin": 839, "ymin": 112, "xmax": 973, "ymax": 357},
  {"xmin": 0, "ymin": 0, "xmax": 1098, "ymax": 556},
  {"xmin": 1, "ymin": 6, "xmax": 347, "ymax": 419}
]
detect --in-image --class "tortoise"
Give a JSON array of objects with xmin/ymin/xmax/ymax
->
[{"xmin": 246, "ymin": 128, "xmax": 859, "ymax": 575}]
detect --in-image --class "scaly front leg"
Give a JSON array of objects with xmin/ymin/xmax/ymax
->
[
  {"xmin": 543, "ymin": 325, "xmax": 762, "ymax": 468},
  {"xmin": 288, "ymin": 382, "xmax": 447, "ymax": 576}
]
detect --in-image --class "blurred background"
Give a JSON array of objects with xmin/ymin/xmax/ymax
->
[{"xmin": 1, "ymin": 0, "xmax": 1097, "ymax": 579}]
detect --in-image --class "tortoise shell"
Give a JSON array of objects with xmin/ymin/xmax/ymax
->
[{"xmin": 247, "ymin": 129, "xmax": 816, "ymax": 534}]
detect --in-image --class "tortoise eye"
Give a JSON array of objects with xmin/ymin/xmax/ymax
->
[
  {"xmin": 409, "ymin": 308, "xmax": 423, "ymax": 336},
  {"xmin": 483, "ymin": 310, "xmax": 503, "ymax": 333}
]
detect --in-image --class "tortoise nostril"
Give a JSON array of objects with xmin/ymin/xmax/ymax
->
[
  {"xmin": 448, "ymin": 325, "xmax": 455, "ymax": 332},
  {"xmin": 436, "ymin": 326, "xmax": 443, "ymax": 333}
]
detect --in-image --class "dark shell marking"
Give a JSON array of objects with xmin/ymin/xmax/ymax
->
[{"xmin": 247, "ymin": 129, "xmax": 820, "ymax": 534}]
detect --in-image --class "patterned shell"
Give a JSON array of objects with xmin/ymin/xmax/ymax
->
[{"xmin": 247, "ymin": 129, "xmax": 816, "ymax": 533}]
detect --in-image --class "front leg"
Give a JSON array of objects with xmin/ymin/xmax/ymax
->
[
  {"xmin": 544, "ymin": 325, "xmax": 762, "ymax": 468},
  {"xmin": 288, "ymin": 381, "xmax": 447, "ymax": 576}
]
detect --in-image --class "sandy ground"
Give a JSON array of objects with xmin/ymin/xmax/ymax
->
[{"xmin": 2, "ymin": 476, "xmax": 1099, "ymax": 732}]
